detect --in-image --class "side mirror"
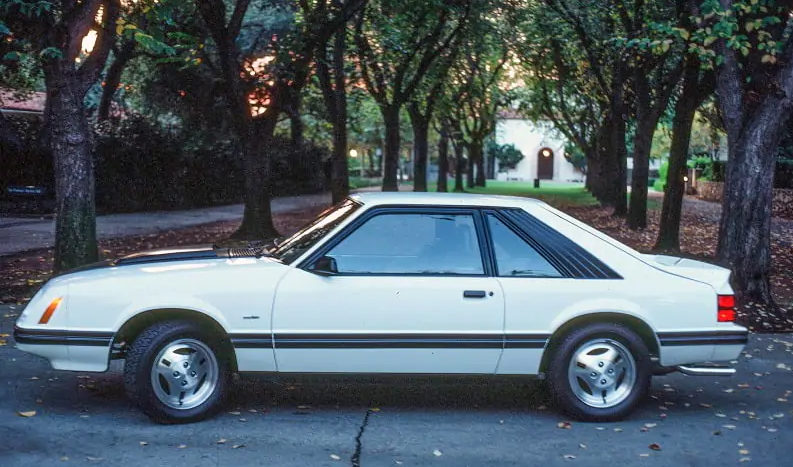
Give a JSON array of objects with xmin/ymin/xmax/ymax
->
[{"xmin": 309, "ymin": 255, "xmax": 338, "ymax": 276}]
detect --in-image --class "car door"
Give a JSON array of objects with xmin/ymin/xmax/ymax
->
[
  {"xmin": 271, "ymin": 207, "xmax": 505, "ymax": 374},
  {"xmin": 482, "ymin": 210, "xmax": 581, "ymax": 375}
]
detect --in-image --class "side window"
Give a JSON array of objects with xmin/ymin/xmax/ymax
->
[
  {"xmin": 487, "ymin": 214, "xmax": 563, "ymax": 278},
  {"xmin": 327, "ymin": 212, "xmax": 485, "ymax": 275}
]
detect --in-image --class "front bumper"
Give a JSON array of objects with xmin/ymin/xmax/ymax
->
[{"xmin": 13, "ymin": 325, "xmax": 113, "ymax": 372}]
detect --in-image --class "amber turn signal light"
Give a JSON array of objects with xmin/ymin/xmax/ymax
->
[{"xmin": 38, "ymin": 297, "xmax": 63, "ymax": 324}]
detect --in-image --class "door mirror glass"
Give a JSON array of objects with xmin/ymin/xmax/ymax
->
[{"xmin": 310, "ymin": 255, "xmax": 338, "ymax": 276}]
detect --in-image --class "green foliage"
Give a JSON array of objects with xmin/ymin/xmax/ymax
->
[
  {"xmin": 654, "ymin": 160, "xmax": 669, "ymax": 192},
  {"xmin": 563, "ymin": 142, "xmax": 587, "ymax": 171},
  {"xmin": 487, "ymin": 141, "xmax": 524, "ymax": 171}
]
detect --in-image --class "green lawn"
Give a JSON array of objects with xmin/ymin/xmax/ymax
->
[{"xmin": 402, "ymin": 180, "xmax": 662, "ymax": 210}]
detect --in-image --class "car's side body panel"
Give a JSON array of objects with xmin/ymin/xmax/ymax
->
[
  {"xmin": 271, "ymin": 251, "xmax": 506, "ymax": 374},
  {"xmin": 13, "ymin": 192, "xmax": 748, "ymax": 379}
]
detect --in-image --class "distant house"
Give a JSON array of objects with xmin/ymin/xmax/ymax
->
[{"xmin": 492, "ymin": 108, "xmax": 584, "ymax": 183}]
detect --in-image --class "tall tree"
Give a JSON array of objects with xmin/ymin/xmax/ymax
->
[
  {"xmin": 452, "ymin": 45, "xmax": 512, "ymax": 188},
  {"xmin": 542, "ymin": 0, "xmax": 631, "ymax": 215},
  {"xmin": 655, "ymin": 52, "xmax": 714, "ymax": 251},
  {"xmin": 406, "ymin": 44, "xmax": 459, "ymax": 192},
  {"xmin": 3, "ymin": 0, "xmax": 122, "ymax": 271},
  {"xmin": 700, "ymin": 0, "xmax": 793, "ymax": 302},
  {"xmin": 316, "ymin": 24, "xmax": 351, "ymax": 203},
  {"xmin": 620, "ymin": 0, "xmax": 686, "ymax": 229},
  {"xmin": 353, "ymin": 0, "xmax": 473, "ymax": 191},
  {"xmin": 194, "ymin": 0, "xmax": 364, "ymax": 239}
]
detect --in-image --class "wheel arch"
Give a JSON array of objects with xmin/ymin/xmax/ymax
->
[
  {"xmin": 113, "ymin": 308, "xmax": 238, "ymax": 372},
  {"xmin": 539, "ymin": 312, "xmax": 660, "ymax": 374}
]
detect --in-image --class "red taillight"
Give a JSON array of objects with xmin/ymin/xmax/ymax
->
[{"xmin": 717, "ymin": 294, "xmax": 735, "ymax": 322}]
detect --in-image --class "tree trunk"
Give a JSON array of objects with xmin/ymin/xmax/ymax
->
[
  {"xmin": 381, "ymin": 105, "xmax": 401, "ymax": 191},
  {"xmin": 330, "ymin": 110, "xmax": 349, "ymax": 203},
  {"xmin": 717, "ymin": 138, "xmax": 778, "ymax": 302},
  {"xmin": 289, "ymin": 89, "xmax": 304, "ymax": 147},
  {"xmin": 591, "ymin": 111, "xmax": 627, "ymax": 213},
  {"xmin": 454, "ymin": 139, "xmax": 465, "ymax": 192},
  {"xmin": 627, "ymin": 117, "xmax": 653, "ymax": 229},
  {"xmin": 437, "ymin": 127, "xmax": 449, "ymax": 192},
  {"xmin": 45, "ymin": 72, "xmax": 98, "ymax": 272},
  {"xmin": 466, "ymin": 152, "xmax": 475, "ymax": 189},
  {"xmin": 234, "ymin": 113, "xmax": 280, "ymax": 240},
  {"xmin": 656, "ymin": 59, "xmax": 700, "ymax": 252},
  {"xmin": 329, "ymin": 27, "xmax": 349, "ymax": 203},
  {"xmin": 408, "ymin": 104, "xmax": 429, "ymax": 192},
  {"xmin": 98, "ymin": 41, "xmax": 135, "ymax": 122},
  {"xmin": 473, "ymin": 142, "xmax": 486, "ymax": 187}
]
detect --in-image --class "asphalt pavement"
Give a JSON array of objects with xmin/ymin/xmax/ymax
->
[{"xmin": 1, "ymin": 304, "xmax": 791, "ymax": 467}]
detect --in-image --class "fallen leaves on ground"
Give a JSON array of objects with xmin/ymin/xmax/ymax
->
[
  {"xmin": 17, "ymin": 410, "xmax": 36, "ymax": 417},
  {"xmin": 557, "ymin": 421, "xmax": 572, "ymax": 429},
  {"xmin": 330, "ymin": 454, "xmax": 341, "ymax": 460},
  {"xmin": 648, "ymin": 443, "xmax": 662, "ymax": 451}
]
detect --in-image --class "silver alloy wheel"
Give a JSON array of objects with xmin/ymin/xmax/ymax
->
[
  {"xmin": 567, "ymin": 338, "xmax": 637, "ymax": 409},
  {"xmin": 150, "ymin": 338, "xmax": 219, "ymax": 410}
]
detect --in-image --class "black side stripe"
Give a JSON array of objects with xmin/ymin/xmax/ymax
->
[
  {"xmin": 504, "ymin": 334, "xmax": 549, "ymax": 349},
  {"xmin": 231, "ymin": 333, "xmax": 550, "ymax": 349},
  {"xmin": 658, "ymin": 331, "xmax": 749, "ymax": 347},
  {"xmin": 13, "ymin": 327, "xmax": 114, "ymax": 347}
]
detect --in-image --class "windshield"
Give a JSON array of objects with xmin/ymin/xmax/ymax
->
[{"xmin": 270, "ymin": 198, "xmax": 362, "ymax": 264}]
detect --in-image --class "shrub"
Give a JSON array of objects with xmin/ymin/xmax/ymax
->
[{"xmin": 94, "ymin": 116, "xmax": 330, "ymax": 213}]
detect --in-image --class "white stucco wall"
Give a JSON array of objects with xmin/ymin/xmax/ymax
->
[{"xmin": 493, "ymin": 119, "xmax": 583, "ymax": 182}]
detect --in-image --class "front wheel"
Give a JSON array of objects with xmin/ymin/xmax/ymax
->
[
  {"xmin": 123, "ymin": 321, "xmax": 231, "ymax": 424},
  {"xmin": 547, "ymin": 323, "xmax": 651, "ymax": 422}
]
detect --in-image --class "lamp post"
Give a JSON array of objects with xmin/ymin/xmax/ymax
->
[{"xmin": 349, "ymin": 149, "xmax": 360, "ymax": 177}]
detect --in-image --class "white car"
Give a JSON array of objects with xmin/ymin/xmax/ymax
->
[{"xmin": 13, "ymin": 192, "xmax": 748, "ymax": 424}]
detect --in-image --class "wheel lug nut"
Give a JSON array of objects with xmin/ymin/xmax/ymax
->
[
  {"xmin": 183, "ymin": 362, "xmax": 189, "ymax": 368},
  {"xmin": 173, "ymin": 371, "xmax": 180, "ymax": 377},
  {"xmin": 601, "ymin": 379, "xmax": 607, "ymax": 384},
  {"xmin": 598, "ymin": 362, "xmax": 604, "ymax": 367},
  {"xmin": 181, "ymin": 380, "xmax": 187, "ymax": 386},
  {"xmin": 190, "ymin": 371, "xmax": 196, "ymax": 377},
  {"xmin": 590, "ymin": 372, "xmax": 597, "ymax": 377},
  {"xmin": 608, "ymin": 369, "xmax": 614, "ymax": 374}
]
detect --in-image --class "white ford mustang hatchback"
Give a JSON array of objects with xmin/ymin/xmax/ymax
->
[{"xmin": 14, "ymin": 192, "xmax": 748, "ymax": 424}]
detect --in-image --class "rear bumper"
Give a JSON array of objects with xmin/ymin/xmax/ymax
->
[
  {"xmin": 13, "ymin": 326, "xmax": 113, "ymax": 372},
  {"xmin": 657, "ymin": 329, "xmax": 748, "ymax": 367}
]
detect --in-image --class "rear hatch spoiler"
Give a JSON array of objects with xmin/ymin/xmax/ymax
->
[{"xmin": 639, "ymin": 254, "xmax": 733, "ymax": 294}]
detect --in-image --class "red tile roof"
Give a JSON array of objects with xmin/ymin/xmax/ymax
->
[
  {"xmin": 497, "ymin": 108, "xmax": 528, "ymax": 119},
  {"xmin": 0, "ymin": 88, "xmax": 46, "ymax": 113}
]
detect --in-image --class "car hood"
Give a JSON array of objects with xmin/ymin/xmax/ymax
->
[
  {"xmin": 55, "ymin": 244, "xmax": 272, "ymax": 277},
  {"xmin": 641, "ymin": 254, "xmax": 733, "ymax": 294}
]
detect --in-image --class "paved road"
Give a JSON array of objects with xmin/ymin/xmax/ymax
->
[
  {"xmin": 0, "ymin": 193, "xmax": 333, "ymax": 257},
  {"xmin": 1, "ymin": 306, "xmax": 790, "ymax": 467}
]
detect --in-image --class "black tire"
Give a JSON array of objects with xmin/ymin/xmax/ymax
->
[
  {"xmin": 123, "ymin": 321, "xmax": 231, "ymax": 424},
  {"xmin": 546, "ymin": 323, "xmax": 651, "ymax": 422}
]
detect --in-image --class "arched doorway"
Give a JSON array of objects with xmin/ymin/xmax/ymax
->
[{"xmin": 537, "ymin": 147, "xmax": 554, "ymax": 180}]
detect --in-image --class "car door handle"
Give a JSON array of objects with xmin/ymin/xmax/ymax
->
[{"xmin": 463, "ymin": 290, "xmax": 487, "ymax": 298}]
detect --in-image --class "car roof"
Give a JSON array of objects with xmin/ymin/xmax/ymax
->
[{"xmin": 347, "ymin": 190, "xmax": 547, "ymax": 208}]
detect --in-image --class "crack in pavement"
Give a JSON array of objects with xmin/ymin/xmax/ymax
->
[{"xmin": 350, "ymin": 409, "xmax": 372, "ymax": 467}]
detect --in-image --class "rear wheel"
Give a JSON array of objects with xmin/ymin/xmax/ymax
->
[
  {"xmin": 547, "ymin": 323, "xmax": 651, "ymax": 422},
  {"xmin": 124, "ymin": 321, "xmax": 231, "ymax": 424}
]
